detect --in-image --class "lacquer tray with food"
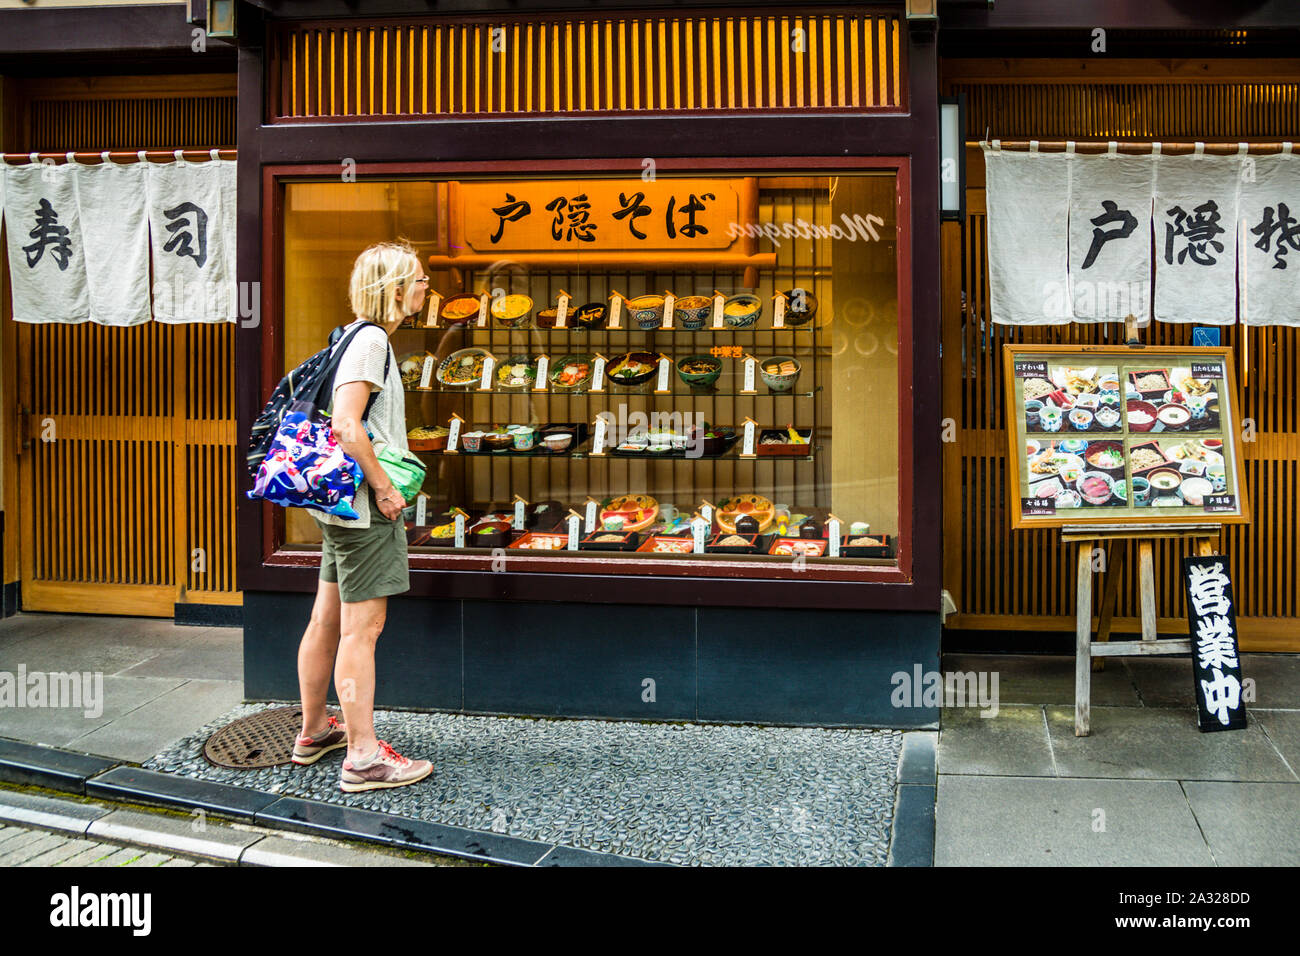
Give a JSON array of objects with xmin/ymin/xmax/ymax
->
[
  {"xmin": 508, "ymin": 531, "xmax": 569, "ymax": 551},
  {"xmin": 706, "ymin": 532, "xmax": 763, "ymax": 554},
  {"xmin": 579, "ymin": 530, "xmax": 642, "ymax": 551},
  {"xmin": 768, "ymin": 537, "xmax": 827, "ymax": 557},
  {"xmin": 636, "ymin": 535, "xmax": 696, "ymax": 554},
  {"xmin": 841, "ymin": 534, "xmax": 895, "ymax": 558}
]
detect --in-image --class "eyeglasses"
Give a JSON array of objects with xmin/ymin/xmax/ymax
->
[{"xmin": 412, "ymin": 277, "xmax": 430, "ymax": 285}]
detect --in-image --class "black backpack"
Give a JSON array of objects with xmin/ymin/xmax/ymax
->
[{"xmin": 245, "ymin": 323, "xmax": 392, "ymax": 481}]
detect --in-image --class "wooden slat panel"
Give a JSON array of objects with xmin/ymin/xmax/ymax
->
[
  {"xmin": 270, "ymin": 10, "xmax": 903, "ymax": 121},
  {"xmin": 942, "ymin": 69, "xmax": 1300, "ymax": 648}
]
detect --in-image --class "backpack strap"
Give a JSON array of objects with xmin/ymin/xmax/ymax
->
[{"xmin": 316, "ymin": 322, "xmax": 394, "ymax": 428}]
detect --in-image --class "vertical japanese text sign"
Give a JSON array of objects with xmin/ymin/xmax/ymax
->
[{"xmin": 1182, "ymin": 556, "xmax": 1247, "ymax": 733}]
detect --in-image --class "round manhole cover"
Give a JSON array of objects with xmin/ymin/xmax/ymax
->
[{"xmin": 203, "ymin": 706, "xmax": 340, "ymax": 769}]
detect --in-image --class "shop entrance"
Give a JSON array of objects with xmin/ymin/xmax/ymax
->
[
  {"xmin": 939, "ymin": 58, "xmax": 1300, "ymax": 651},
  {"xmin": 15, "ymin": 322, "xmax": 239, "ymax": 616},
  {"xmin": 2, "ymin": 73, "xmax": 239, "ymax": 617}
]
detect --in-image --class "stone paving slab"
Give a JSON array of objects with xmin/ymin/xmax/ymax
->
[
  {"xmin": 145, "ymin": 702, "xmax": 904, "ymax": 867},
  {"xmin": 936, "ymin": 775, "xmax": 1216, "ymax": 867},
  {"xmin": 1045, "ymin": 706, "xmax": 1298, "ymax": 782},
  {"xmin": 68, "ymin": 679, "xmax": 244, "ymax": 761},
  {"xmin": 938, "ymin": 705, "xmax": 1056, "ymax": 777},
  {"xmin": 940, "ymin": 653, "xmax": 1142, "ymax": 707},
  {"xmin": 1182, "ymin": 781, "xmax": 1300, "ymax": 866}
]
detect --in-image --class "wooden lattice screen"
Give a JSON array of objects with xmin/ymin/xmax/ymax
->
[
  {"xmin": 941, "ymin": 61, "xmax": 1300, "ymax": 650},
  {"xmin": 271, "ymin": 9, "xmax": 904, "ymax": 120}
]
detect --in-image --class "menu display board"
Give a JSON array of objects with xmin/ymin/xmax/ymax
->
[{"xmin": 1002, "ymin": 346, "xmax": 1249, "ymax": 528}]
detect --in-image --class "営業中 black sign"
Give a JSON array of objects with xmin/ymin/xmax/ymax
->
[{"xmin": 1182, "ymin": 555, "xmax": 1247, "ymax": 733}]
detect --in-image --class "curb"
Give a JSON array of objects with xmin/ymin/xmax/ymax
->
[
  {"xmin": 888, "ymin": 731, "xmax": 936, "ymax": 866},
  {"xmin": 0, "ymin": 788, "xmax": 446, "ymax": 866},
  {"xmin": 0, "ymin": 736, "xmax": 671, "ymax": 867}
]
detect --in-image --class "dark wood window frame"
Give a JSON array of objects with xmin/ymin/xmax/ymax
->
[{"xmin": 252, "ymin": 156, "xmax": 925, "ymax": 607}]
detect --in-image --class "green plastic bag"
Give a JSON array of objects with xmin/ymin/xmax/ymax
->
[{"xmin": 375, "ymin": 444, "xmax": 427, "ymax": 503}]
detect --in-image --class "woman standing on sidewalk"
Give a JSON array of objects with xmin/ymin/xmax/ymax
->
[{"xmin": 291, "ymin": 241, "xmax": 433, "ymax": 792}]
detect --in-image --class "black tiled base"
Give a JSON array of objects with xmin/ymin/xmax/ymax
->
[
  {"xmin": 173, "ymin": 602, "xmax": 243, "ymax": 628},
  {"xmin": 0, "ymin": 736, "xmax": 121, "ymax": 794},
  {"xmin": 244, "ymin": 591, "xmax": 941, "ymax": 728},
  {"xmin": 86, "ymin": 765, "xmax": 281, "ymax": 820}
]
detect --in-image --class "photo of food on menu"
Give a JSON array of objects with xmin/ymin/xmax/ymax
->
[{"xmin": 1012, "ymin": 353, "xmax": 1237, "ymax": 520}]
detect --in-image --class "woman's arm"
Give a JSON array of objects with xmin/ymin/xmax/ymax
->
[{"xmin": 332, "ymin": 380, "xmax": 404, "ymax": 520}]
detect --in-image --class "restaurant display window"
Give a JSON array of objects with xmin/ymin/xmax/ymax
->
[{"xmin": 278, "ymin": 166, "xmax": 906, "ymax": 575}]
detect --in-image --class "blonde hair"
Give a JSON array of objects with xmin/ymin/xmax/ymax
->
[{"xmin": 348, "ymin": 241, "xmax": 422, "ymax": 326}]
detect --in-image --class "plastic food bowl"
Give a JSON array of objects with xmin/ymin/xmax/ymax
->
[
  {"xmin": 722, "ymin": 294, "xmax": 762, "ymax": 329},
  {"xmin": 759, "ymin": 356, "xmax": 801, "ymax": 393}
]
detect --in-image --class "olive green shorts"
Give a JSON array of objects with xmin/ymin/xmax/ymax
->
[{"xmin": 319, "ymin": 489, "xmax": 410, "ymax": 603}]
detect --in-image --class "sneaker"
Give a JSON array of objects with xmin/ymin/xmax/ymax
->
[
  {"xmin": 292, "ymin": 715, "xmax": 347, "ymax": 765},
  {"xmin": 339, "ymin": 740, "xmax": 433, "ymax": 792}
]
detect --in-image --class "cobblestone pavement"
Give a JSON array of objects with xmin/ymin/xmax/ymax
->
[
  {"xmin": 146, "ymin": 704, "xmax": 904, "ymax": 866},
  {"xmin": 0, "ymin": 822, "xmax": 219, "ymax": 867}
]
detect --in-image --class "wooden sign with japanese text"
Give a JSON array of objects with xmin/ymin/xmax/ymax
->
[
  {"xmin": 1182, "ymin": 555, "xmax": 1247, "ymax": 733},
  {"xmin": 450, "ymin": 179, "xmax": 753, "ymax": 254}
]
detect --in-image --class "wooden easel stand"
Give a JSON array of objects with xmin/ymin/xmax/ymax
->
[{"xmin": 1064, "ymin": 523, "xmax": 1219, "ymax": 736}]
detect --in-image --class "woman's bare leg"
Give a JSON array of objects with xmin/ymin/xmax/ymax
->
[
  {"xmin": 298, "ymin": 581, "xmax": 342, "ymax": 737},
  {"xmin": 336, "ymin": 595, "xmax": 387, "ymax": 760}
]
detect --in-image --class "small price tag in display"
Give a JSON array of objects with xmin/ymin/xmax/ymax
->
[
  {"xmin": 477, "ymin": 292, "xmax": 490, "ymax": 328},
  {"xmin": 453, "ymin": 510, "xmax": 467, "ymax": 548},
  {"xmin": 1013, "ymin": 360, "xmax": 1049, "ymax": 379},
  {"xmin": 1204, "ymin": 494, "xmax": 1237, "ymax": 513},
  {"xmin": 419, "ymin": 355, "xmax": 436, "ymax": 390},
  {"xmin": 712, "ymin": 291, "xmax": 726, "ymax": 329},
  {"xmin": 740, "ymin": 418, "xmax": 758, "ymax": 457},
  {"xmin": 533, "ymin": 355, "xmax": 550, "ymax": 391},
  {"xmin": 478, "ymin": 355, "xmax": 496, "ymax": 391},
  {"xmin": 1021, "ymin": 496, "xmax": 1057, "ymax": 516},
  {"xmin": 556, "ymin": 291, "xmax": 570, "ymax": 329},
  {"xmin": 741, "ymin": 355, "xmax": 758, "ymax": 393},
  {"xmin": 662, "ymin": 292, "xmax": 675, "ymax": 330},
  {"xmin": 827, "ymin": 515, "xmax": 842, "ymax": 557},
  {"xmin": 415, "ymin": 494, "xmax": 429, "ymax": 526},
  {"xmin": 772, "ymin": 292, "xmax": 787, "ymax": 329},
  {"xmin": 425, "ymin": 292, "xmax": 442, "ymax": 328},
  {"xmin": 591, "ymin": 354, "xmax": 607, "ymax": 392},
  {"xmin": 591, "ymin": 417, "xmax": 608, "ymax": 456},
  {"xmin": 1191, "ymin": 361, "xmax": 1224, "ymax": 380},
  {"xmin": 567, "ymin": 511, "xmax": 582, "ymax": 551},
  {"xmin": 692, "ymin": 514, "xmax": 708, "ymax": 553},
  {"xmin": 445, "ymin": 415, "xmax": 463, "ymax": 453},
  {"xmin": 512, "ymin": 495, "xmax": 528, "ymax": 531},
  {"xmin": 607, "ymin": 292, "xmax": 624, "ymax": 330},
  {"xmin": 700, "ymin": 500, "xmax": 714, "ymax": 527},
  {"xmin": 584, "ymin": 498, "xmax": 599, "ymax": 533},
  {"xmin": 655, "ymin": 354, "xmax": 672, "ymax": 393}
]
